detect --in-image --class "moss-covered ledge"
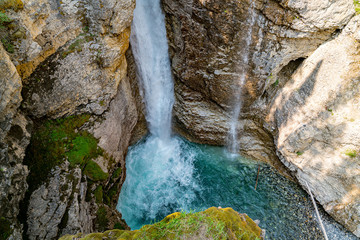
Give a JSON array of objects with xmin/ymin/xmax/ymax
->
[{"xmin": 59, "ymin": 207, "xmax": 264, "ymax": 240}]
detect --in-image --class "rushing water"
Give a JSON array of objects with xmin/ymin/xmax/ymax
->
[
  {"xmin": 119, "ymin": 136, "xmax": 357, "ymax": 239},
  {"xmin": 228, "ymin": 0, "xmax": 257, "ymax": 154},
  {"xmin": 117, "ymin": 0, "xmax": 358, "ymax": 239},
  {"xmin": 117, "ymin": 0, "xmax": 201, "ymax": 231},
  {"xmin": 129, "ymin": 0, "xmax": 174, "ymax": 140}
]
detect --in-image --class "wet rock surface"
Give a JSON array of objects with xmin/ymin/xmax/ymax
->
[{"xmin": 163, "ymin": 0, "xmax": 354, "ymax": 165}]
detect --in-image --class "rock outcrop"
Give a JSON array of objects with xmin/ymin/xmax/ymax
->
[
  {"xmin": 18, "ymin": 0, "xmax": 135, "ymax": 118},
  {"xmin": 163, "ymin": 0, "xmax": 359, "ymax": 236},
  {"xmin": 0, "ymin": 43, "xmax": 31, "ymax": 239},
  {"xmin": 1, "ymin": 0, "xmax": 139, "ymax": 239},
  {"xmin": 268, "ymin": 15, "xmax": 360, "ymax": 237},
  {"xmin": 59, "ymin": 207, "xmax": 264, "ymax": 240},
  {"xmin": 163, "ymin": 0, "xmax": 354, "ymax": 165}
]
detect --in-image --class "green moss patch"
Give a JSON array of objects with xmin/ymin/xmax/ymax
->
[
  {"xmin": 60, "ymin": 207, "xmax": 263, "ymax": 240},
  {"xmin": 84, "ymin": 160, "xmax": 109, "ymax": 181},
  {"xmin": 94, "ymin": 186, "xmax": 103, "ymax": 204},
  {"xmin": 0, "ymin": 217, "xmax": 13, "ymax": 240},
  {"xmin": 24, "ymin": 114, "xmax": 106, "ymax": 191},
  {"xmin": 96, "ymin": 206, "xmax": 109, "ymax": 231},
  {"xmin": 0, "ymin": 12, "xmax": 14, "ymax": 53}
]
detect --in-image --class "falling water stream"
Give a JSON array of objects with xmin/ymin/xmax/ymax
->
[
  {"xmin": 117, "ymin": 0, "xmax": 358, "ymax": 239},
  {"xmin": 228, "ymin": 0, "xmax": 257, "ymax": 154}
]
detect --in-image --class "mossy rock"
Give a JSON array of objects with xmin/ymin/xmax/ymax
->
[
  {"xmin": 0, "ymin": 217, "xmax": 13, "ymax": 240},
  {"xmin": 0, "ymin": 0, "xmax": 24, "ymax": 11},
  {"xmin": 59, "ymin": 207, "xmax": 263, "ymax": 240},
  {"xmin": 94, "ymin": 185, "xmax": 103, "ymax": 204},
  {"xmin": 24, "ymin": 114, "xmax": 106, "ymax": 191},
  {"xmin": 84, "ymin": 160, "xmax": 109, "ymax": 182}
]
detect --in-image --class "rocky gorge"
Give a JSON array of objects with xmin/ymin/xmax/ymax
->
[{"xmin": 0, "ymin": 0, "xmax": 359, "ymax": 239}]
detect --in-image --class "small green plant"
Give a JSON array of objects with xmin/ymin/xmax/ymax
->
[
  {"xmin": 345, "ymin": 149, "xmax": 357, "ymax": 158},
  {"xmin": 1, "ymin": 38, "xmax": 14, "ymax": 53},
  {"xmin": 111, "ymin": 167, "xmax": 122, "ymax": 181},
  {"xmin": 113, "ymin": 222, "xmax": 125, "ymax": 230},
  {"xmin": 296, "ymin": 151, "xmax": 304, "ymax": 156},
  {"xmin": 61, "ymin": 38, "xmax": 85, "ymax": 58},
  {"xmin": 272, "ymin": 79, "xmax": 279, "ymax": 87},
  {"xmin": 354, "ymin": 0, "xmax": 360, "ymax": 14},
  {"xmin": 0, "ymin": 12, "xmax": 12, "ymax": 25},
  {"xmin": 82, "ymin": 26, "xmax": 89, "ymax": 33}
]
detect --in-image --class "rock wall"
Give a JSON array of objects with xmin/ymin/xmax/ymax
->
[
  {"xmin": 0, "ymin": 42, "xmax": 31, "ymax": 239},
  {"xmin": 268, "ymin": 16, "xmax": 360, "ymax": 237},
  {"xmin": 162, "ymin": 0, "xmax": 354, "ymax": 165},
  {"xmin": 163, "ymin": 0, "xmax": 359, "ymax": 236},
  {"xmin": 0, "ymin": 0, "xmax": 139, "ymax": 239}
]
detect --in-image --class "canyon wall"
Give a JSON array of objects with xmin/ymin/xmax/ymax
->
[
  {"xmin": 162, "ymin": 0, "xmax": 359, "ymax": 237},
  {"xmin": 1, "ymin": 0, "xmax": 359, "ymax": 238},
  {"xmin": 0, "ymin": 0, "xmax": 139, "ymax": 239}
]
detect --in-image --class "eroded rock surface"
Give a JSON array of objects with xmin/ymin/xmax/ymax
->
[
  {"xmin": 19, "ymin": 0, "xmax": 135, "ymax": 118},
  {"xmin": 163, "ymin": 0, "xmax": 359, "ymax": 236},
  {"xmin": 1, "ymin": 0, "xmax": 138, "ymax": 239},
  {"xmin": 0, "ymin": 112, "xmax": 32, "ymax": 240},
  {"xmin": 0, "ymin": 43, "xmax": 31, "ymax": 239},
  {"xmin": 269, "ymin": 16, "xmax": 360, "ymax": 237},
  {"xmin": 163, "ymin": 0, "xmax": 354, "ymax": 164}
]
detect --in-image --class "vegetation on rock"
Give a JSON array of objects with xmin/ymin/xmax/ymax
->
[
  {"xmin": 59, "ymin": 207, "xmax": 263, "ymax": 240},
  {"xmin": 0, "ymin": 0, "xmax": 24, "ymax": 11},
  {"xmin": 0, "ymin": 217, "xmax": 13, "ymax": 240},
  {"xmin": 24, "ymin": 114, "xmax": 106, "ymax": 192},
  {"xmin": 355, "ymin": 0, "xmax": 360, "ymax": 14}
]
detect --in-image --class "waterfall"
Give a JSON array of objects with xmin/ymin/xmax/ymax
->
[
  {"xmin": 130, "ymin": 0, "xmax": 174, "ymax": 141},
  {"xmin": 117, "ymin": 0, "xmax": 200, "ymax": 229},
  {"xmin": 228, "ymin": 0, "xmax": 257, "ymax": 154}
]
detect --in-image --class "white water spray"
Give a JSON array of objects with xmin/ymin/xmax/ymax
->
[
  {"xmin": 117, "ymin": 0, "xmax": 200, "ymax": 229},
  {"xmin": 228, "ymin": 0, "xmax": 257, "ymax": 154},
  {"xmin": 130, "ymin": 0, "xmax": 174, "ymax": 140}
]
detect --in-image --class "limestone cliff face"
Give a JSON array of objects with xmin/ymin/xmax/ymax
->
[
  {"xmin": 269, "ymin": 16, "xmax": 360, "ymax": 237},
  {"xmin": 163, "ymin": 0, "xmax": 359, "ymax": 236},
  {"xmin": 163, "ymin": 0, "xmax": 354, "ymax": 164},
  {"xmin": 0, "ymin": 0, "xmax": 139, "ymax": 239},
  {"xmin": 0, "ymin": 43, "xmax": 32, "ymax": 239}
]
